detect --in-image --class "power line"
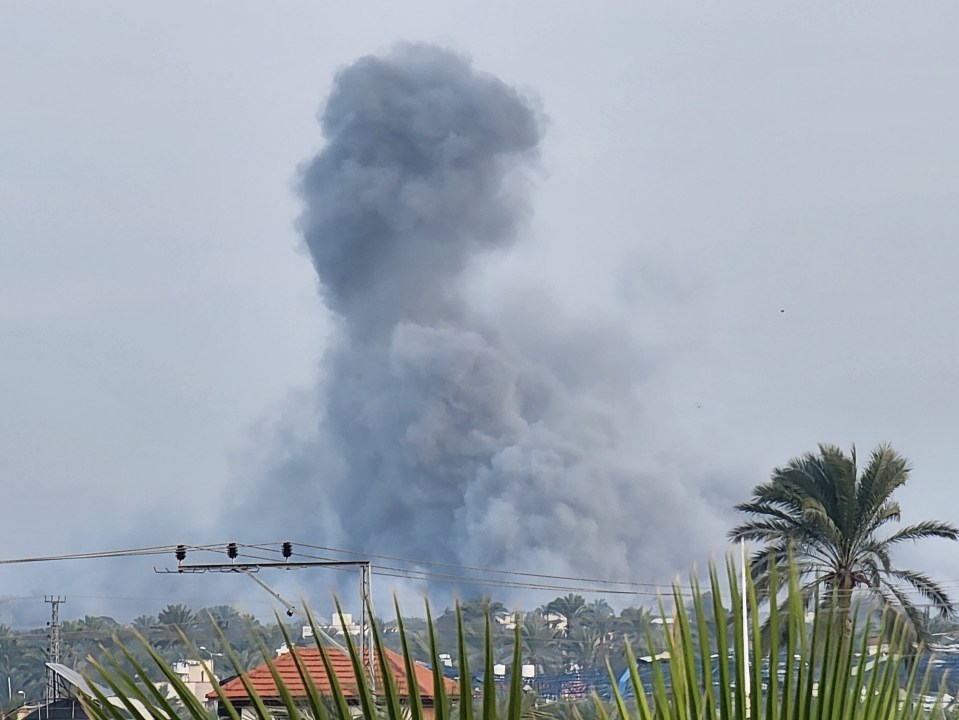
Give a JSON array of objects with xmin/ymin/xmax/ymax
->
[
  {"xmin": 237, "ymin": 545, "xmax": 691, "ymax": 598},
  {"xmin": 370, "ymin": 567, "xmax": 694, "ymax": 597},
  {"xmin": 293, "ymin": 541, "xmax": 694, "ymax": 590},
  {"xmin": 0, "ymin": 543, "xmax": 227, "ymax": 566},
  {"xmin": 227, "ymin": 542, "xmax": 959, "ymax": 601},
  {"xmin": 244, "ymin": 542, "xmax": 694, "ymax": 594},
  {"xmin": 4, "ymin": 540, "xmax": 958, "ymax": 606}
]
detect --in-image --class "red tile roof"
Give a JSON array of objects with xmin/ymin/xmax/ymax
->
[{"xmin": 209, "ymin": 647, "xmax": 456, "ymax": 703}]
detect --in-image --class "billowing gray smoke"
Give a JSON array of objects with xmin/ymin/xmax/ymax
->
[{"xmin": 242, "ymin": 44, "xmax": 727, "ymax": 589}]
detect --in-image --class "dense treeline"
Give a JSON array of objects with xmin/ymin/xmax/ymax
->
[
  {"xmin": 5, "ymin": 590, "xmax": 959, "ymax": 710},
  {"xmin": 0, "ymin": 603, "xmax": 296, "ymax": 709},
  {"xmin": 0, "ymin": 594, "xmax": 703, "ymax": 709},
  {"xmin": 81, "ymin": 560, "xmax": 956, "ymax": 720}
]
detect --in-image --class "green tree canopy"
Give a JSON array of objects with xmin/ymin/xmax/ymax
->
[{"xmin": 544, "ymin": 593, "xmax": 587, "ymax": 637}]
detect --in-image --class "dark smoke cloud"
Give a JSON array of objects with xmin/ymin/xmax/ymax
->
[
  {"xmin": 235, "ymin": 43, "xmax": 727, "ymax": 592},
  {"xmin": 299, "ymin": 44, "xmax": 539, "ymax": 333}
]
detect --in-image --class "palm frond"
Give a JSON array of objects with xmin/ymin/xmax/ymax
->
[
  {"xmin": 768, "ymin": 463, "xmax": 830, "ymax": 512},
  {"xmin": 857, "ymin": 444, "xmax": 910, "ymax": 521},
  {"xmin": 728, "ymin": 519, "xmax": 795, "ymax": 543},
  {"xmin": 885, "ymin": 568, "xmax": 955, "ymax": 616},
  {"xmin": 877, "ymin": 580, "xmax": 930, "ymax": 647},
  {"xmin": 731, "ymin": 499, "xmax": 798, "ymax": 523},
  {"xmin": 797, "ymin": 503, "xmax": 845, "ymax": 548},
  {"xmin": 817, "ymin": 443, "xmax": 859, "ymax": 539},
  {"xmin": 859, "ymin": 500, "xmax": 901, "ymax": 538},
  {"xmin": 882, "ymin": 520, "xmax": 959, "ymax": 546}
]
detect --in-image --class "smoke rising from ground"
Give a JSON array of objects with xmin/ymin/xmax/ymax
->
[{"xmin": 239, "ymin": 43, "xmax": 727, "ymax": 591}]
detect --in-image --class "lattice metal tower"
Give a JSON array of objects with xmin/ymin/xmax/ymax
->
[{"xmin": 44, "ymin": 596, "xmax": 66, "ymax": 702}]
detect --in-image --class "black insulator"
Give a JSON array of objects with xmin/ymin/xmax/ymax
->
[
  {"xmin": 282, "ymin": 541, "xmax": 293, "ymax": 559},
  {"xmin": 227, "ymin": 542, "xmax": 238, "ymax": 559},
  {"xmin": 175, "ymin": 545, "xmax": 187, "ymax": 562}
]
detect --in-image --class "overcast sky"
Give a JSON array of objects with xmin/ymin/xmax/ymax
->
[{"xmin": 2, "ymin": 2, "xmax": 959, "ymax": 624}]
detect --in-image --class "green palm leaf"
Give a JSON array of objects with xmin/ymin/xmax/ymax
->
[{"xmin": 77, "ymin": 557, "xmax": 952, "ymax": 720}]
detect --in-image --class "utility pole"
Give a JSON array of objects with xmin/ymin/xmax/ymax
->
[
  {"xmin": 359, "ymin": 562, "xmax": 375, "ymax": 692},
  {"xmin": 44, "ymin": 596, "xmax": 66, "ymax": 703},
  {"xmin": 158, "ymin": 545, "xmax": 376, "ymax": 691}
]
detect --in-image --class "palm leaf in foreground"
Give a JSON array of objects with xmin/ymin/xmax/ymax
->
[{"xmin": 80, "ymin": 558, "xmax": 946, "ymax": 720}]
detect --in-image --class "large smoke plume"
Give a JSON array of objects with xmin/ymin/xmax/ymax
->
[{"xmin": 238, "ymin": 44, "xmax": 726, "ymax": 590}]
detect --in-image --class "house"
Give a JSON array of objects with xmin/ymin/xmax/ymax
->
[
  {"xmin": 208, "ymin": 646, "xmax": 457, "ymax": 720},
  {"xmin": 301, "ymin": 611, "xmax": 361, "ymax": 640},
  {"xmin": 155, "ymin": 659, "xmax": 216, "ymax": 705},
  {"xmin": 491, "ymin": 611, "xmax": 520, "ymax": 630},
  {"xmin": 542, "ymin": 612, "xmax": 567, "ymax": 632}
]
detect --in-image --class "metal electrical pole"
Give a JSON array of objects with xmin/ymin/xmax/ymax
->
[
  {"xmin": 44, "ymin": 596, "xmax": 66, "ymax": 703},
  {"xmin": 359, "ymin": 562, "xmax": 375, "ymax": 692},
  {"xmin": 158, "ymin": 546, "xmax": 376, "ymax": 691}
]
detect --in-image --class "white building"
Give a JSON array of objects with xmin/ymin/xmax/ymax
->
[
  {"xmin": 158, "ymin": 659, "xmax": 216, "ymax": 705},
  {"xmin": 302, "ymin": 609, "xmax": 362, "ymax": 638}
]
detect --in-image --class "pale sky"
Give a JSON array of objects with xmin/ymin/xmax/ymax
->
[{"xmin": 2, "ymin": 2, "xmax": 959, "ymax": 624}]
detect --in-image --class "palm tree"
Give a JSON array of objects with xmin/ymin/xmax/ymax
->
[
  {"xmin": 201, "ymin": 605, "xmax": 241, "ymax": 630},
  {"xmin": 457, "ymin": 596, "xmax": 506, "ymax": 626},
  {"xmin": 583, "ymin": 599, "xmax": 614, "ymax": 619},
  {"xmin": 157, "ymin": 604, "xmax": 196, "ymax": 627},
  {"xmin": 545, "ymin": 594, "xmax": 587, "ymax": 637},
  {"xmin": 131, "ymin": 614, "xmax": 157, "ymax": 632},
  {"xmin": 729, "ymin": 443, "xmax": 958, "ymax": 640},
  {"xmin": 153, "ymin": 604, "xmax": 197, "ymax": 649},
  {"xmin": 617, "ymin": 606, "xmax": 652, "ymax": 650},
  {"xmin": 519, "ymin": 611, "xmax": 564, "ymax": 674},
  {"xmin": 582, "ymin": 611, "xmax": 622, "ymax": 669},
  {"xmin": 10, "ymin": 641, "xmax": 47, "ymax": 702},
  {"xmin": 62, "ymin": 616, "xmax": 120, "ymax": 670}
]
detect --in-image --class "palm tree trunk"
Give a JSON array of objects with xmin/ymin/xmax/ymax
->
[{"xmin": 836, "ymin": 578, "xmax": 854, "ymax": 640}]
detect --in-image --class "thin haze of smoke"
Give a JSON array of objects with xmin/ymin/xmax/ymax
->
[{"xmin": 236, "ymin": 43, "xmax": 727, "ymax": 598}]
